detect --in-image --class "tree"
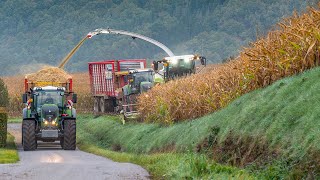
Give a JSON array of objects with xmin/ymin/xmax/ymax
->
[
  {"xmin": 0, "ymin": 78, "xmax": 8, "ymax": 147},
  {"xmin": 0, "ymin": 78, "xmax": 8, "ymax": 107}
]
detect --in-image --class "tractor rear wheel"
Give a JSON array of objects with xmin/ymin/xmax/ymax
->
[
  {"xmin": 22, "ymin": 120, "xmax": 36, "ymax": 151},
  {"xmin": 59, "ymin": 138, "xmax": 64, "ymax": 148},
  {"xmin": 63, "ymin": 120, "xmax": 76, "ymax": 150}
]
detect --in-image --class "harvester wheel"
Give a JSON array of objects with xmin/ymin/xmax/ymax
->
[
  {"xmin": 22, "ymin": 120, "xmax": 36, "ymax": 151},
  {"xmin": 63, "ymin": 120, "xmax": 76, "ymax": 150}
]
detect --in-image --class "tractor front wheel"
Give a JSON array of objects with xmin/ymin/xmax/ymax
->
[
  {"xmin": 63, "ymin": 120, "xmax": 76, "ymax": 150},
  {"xmin": 22, "ymin": 120, "xmax": 36, "ymax": 151}
]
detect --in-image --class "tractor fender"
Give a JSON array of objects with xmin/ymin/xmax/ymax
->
[{"xmin": 22, "ymin": 108, "xmax": 27, "ymax": 119}]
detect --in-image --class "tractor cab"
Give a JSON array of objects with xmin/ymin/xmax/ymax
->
[
  {"xmin": 153, "ymin": 54, "xmax": 206, "ymax": 81},
  {"xmin": 32, "ymin": 87, "xmax": 66, "ymax": 128},
  {"xmin": 125, "ymin": 69, "xmax": 155, "ymax": 95},
  {"xmin": 120, "ymin": 69, "xmax": 154, "ymax": 120}
]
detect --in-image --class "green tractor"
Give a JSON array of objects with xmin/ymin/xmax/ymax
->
[
  {"xmin": 153, "ymin": 54, "xmax": 206, "ymax": 82},
  {"xmin": 22, "ymin": 82, "xmax": 77, "ymax": 151},
  {"xmin": 120, "ymin": 69, "xmax": 155, "ymax": 119}
]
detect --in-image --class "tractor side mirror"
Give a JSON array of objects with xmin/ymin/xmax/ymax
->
[
  {"xmin": 22, "ymin": 94, "xmax": 28, "ymax": 103},
  {"xmin": 153, "ymin": 61, "xmax": 158, "ymax": 71},
  {"xmin": 72, "ymin": 94, "xmax": 77, "ymax": 103},
  {"xmin": 200, "ymin": 56, "xmax": 207, "ymax": 66}
]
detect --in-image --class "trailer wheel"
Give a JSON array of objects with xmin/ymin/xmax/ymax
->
[
  {"xmin": 63, "ymin": 120, "xmax": 76, "ymax": 150},
  {"xmin": 22, "ymin": 120, "xmax": 36, "ymax": 151},
  {"xmin": 106, "ymin": 99, "xmax": 115, "ymax": 113},
  {"xmin": 94, "ymin": 97, "xmax": 100, "ymax": 114},
  {"xmin": 100, "ymin": 97, "xmax": 105, "ymax": 113}
]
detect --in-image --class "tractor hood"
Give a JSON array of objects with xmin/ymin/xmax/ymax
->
[
  {"xmin": 140, "ymin": 82, "xmax": 153, "ymax": 93},
  {"xmin": 41, "ymin": 104, "xmax": 59, "ymax": 121}
]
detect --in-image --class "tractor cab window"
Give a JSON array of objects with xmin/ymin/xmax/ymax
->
[
  {"xmin": 36, "ymin": 91, "xmax": 63, "ymax": 106},
  {"xmin": 132, "ymin": 71, "xmax": 154, "ymax": 86}
]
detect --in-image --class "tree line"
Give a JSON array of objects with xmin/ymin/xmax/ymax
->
[{"xmin": 0, "ymin": 0, "xmax": 316, "ymax": 75}]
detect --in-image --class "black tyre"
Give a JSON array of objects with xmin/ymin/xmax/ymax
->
[
  {"xmin": 60, "ymin": 138, "xmax": 64, "ymax": 148},
  {"xmin": 105, "ymin": 99, "xmax": 114, "ymax": 112},
  {"xmin": 63, "ymin": 120, "xmax": 76, "ymax": 150},
  {"xmin": 22, "ymin": 120, "xmax": 36, "ymax": 151}
]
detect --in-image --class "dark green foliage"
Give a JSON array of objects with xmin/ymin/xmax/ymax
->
[
  {"xmin": 0, "ymin": 0, "xmax": 317, "ymax": 75},
  {"xmin": 0, "ymin": 78, "xmax": 8, "ymax": 107},
  {"xmin": 0, "ymin": 78, "xmax": 8, "ymax": 147},
  {"xmin": 0, "ymin": 113, "xmax": 7, "ymax": 147}
]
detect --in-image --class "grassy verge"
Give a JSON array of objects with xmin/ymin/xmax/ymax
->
[
  {"xmin": 77, "ymin": 67, "xmax": 320, "ymax": 178},
  {"xmin": 0, "ymin": 133, "xmax": 19, "ymax": 163},
  {"xmin": 77, "ymin": 135, "xmax": 253, "ymax": 179},
  {"xmin": 7, "ymin": 117, "xmax": 21, "ymax": 123}
]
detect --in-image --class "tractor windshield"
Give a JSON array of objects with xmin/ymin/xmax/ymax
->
[
  {"xmin": 133, "ymin": 71, "xmax": 154, "ymax": 86},
  {"xmin": 36, "ymin": 91, "xmax": 64, "ymax": 106}
]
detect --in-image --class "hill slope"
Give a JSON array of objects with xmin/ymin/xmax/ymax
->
[
  {"xmin": 78, "ymin": 66, "xmax": 320, "ymax": 178},
  {"xmin": 0, "ymin": 0, "xmax": 316, "ymax": 75}
]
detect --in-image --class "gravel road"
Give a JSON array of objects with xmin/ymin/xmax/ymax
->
[{"xmin": 0, "ymin": 124, "xmax": 150, "ymax": 180}]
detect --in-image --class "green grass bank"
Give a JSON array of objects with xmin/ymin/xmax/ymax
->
[
  {"xmin": 0, "ymin": 133, "xmax": 19, "ymax": 163},
  {"xmin": 77, "ymin": 67, "xmax": 320, "ymax": 178}
]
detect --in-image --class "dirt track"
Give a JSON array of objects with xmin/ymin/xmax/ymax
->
[{"xmin": 0, "ymin": 124, "xmax": 150, "ymax": 180}]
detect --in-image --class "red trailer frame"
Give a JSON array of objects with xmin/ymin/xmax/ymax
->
[{"xmin": 88, "ymin": 59, "xmax": 147, "ymax": 98}]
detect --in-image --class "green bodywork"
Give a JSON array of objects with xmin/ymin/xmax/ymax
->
[
  {"xmin": 24, "ymin": 89, "xmax": 74, "ymax": 129},
  {"xmin": 123, "ymin": 71, "xmax": 155, "ymax": 96},
  {"xmin": 154, "ymin": 74, "xmax": 165, "ymax": 84}
]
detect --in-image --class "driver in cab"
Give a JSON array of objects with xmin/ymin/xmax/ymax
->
[{"xmin": 44, "ymin": 93, "xmax": 54, "ymax": 104}]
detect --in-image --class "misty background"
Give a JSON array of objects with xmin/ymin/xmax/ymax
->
[{"xmin": 0, "ymin": 0, "xmax": 317, "ymax": 76}]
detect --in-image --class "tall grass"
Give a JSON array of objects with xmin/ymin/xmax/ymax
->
[{"xmin": 138, "ymin": 5, "xmax": 320, "ymax": 124}]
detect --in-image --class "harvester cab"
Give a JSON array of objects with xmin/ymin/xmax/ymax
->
[
  {"xmin": 153, "ymin": 54, "xmax": 206, "ymax": 82},
  {"xmin": 22, "ymin": 80, "xmax": 77, "ymax": 151}
]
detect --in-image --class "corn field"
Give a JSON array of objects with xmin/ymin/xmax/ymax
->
[
  {"xmin": 2, "ymin": 6, "xmax": 320, "ymax": 123},
  {"xmin": 138, "ymin": 6, "xmax": 320, "ymax": 124}
]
